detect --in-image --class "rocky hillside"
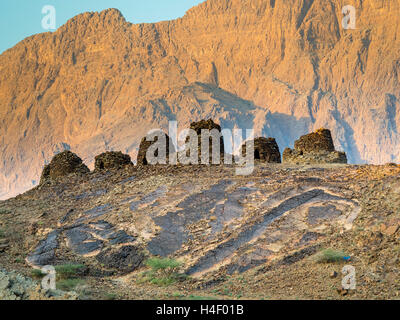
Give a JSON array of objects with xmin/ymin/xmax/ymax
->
[
  {"xmin": 1, "ymin": 161, "xmax": 400, "ymax": 299},
  {"xmin": 1, "ymin": 0, "xmax": 400, "ymax": 199}
]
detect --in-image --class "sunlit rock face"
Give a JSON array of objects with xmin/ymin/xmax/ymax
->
[{"xmin": 1, "ymin": 0, "xmax": 400, "ymax": 199}]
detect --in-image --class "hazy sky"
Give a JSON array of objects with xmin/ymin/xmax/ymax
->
[{"xmin": 0, "ymin": 0, "xmax": 205, "ymax": 53}]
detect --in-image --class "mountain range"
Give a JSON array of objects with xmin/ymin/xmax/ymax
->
[{"xmin": 1, "ymin": 0, "xmax": 399, "ymax": 199}]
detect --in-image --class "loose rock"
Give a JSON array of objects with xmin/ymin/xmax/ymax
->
[{"xmin": 0, "ymin": 269, "xmax": 36, "ymax": 300}]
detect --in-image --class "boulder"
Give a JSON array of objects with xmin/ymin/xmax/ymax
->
[
  {"xmin": 241, "ymin": 137, "xmax": 281, "ymax": 163},
  {"xmin": 137, "ymin": 130, "xmax": 174, "ymax": 165},
  {"xmin": 40, "ymin": 151, "xmax": 89, "ymax": 184},
  {"xmin": 94, "ymin": 151, "xmax": 131, "ymax": 171},
  {"xmin": 283, "ymin": 129, "xmax": 347, "ymax": 164}
]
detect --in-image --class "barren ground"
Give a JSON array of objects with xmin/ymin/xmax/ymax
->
[{"xmin": 1, "ymin": 163, "xmax": 399, "ymax": 300}]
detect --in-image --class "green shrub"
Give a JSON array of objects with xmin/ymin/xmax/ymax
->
[
  {"xmin": 138, "ymin": 270, "xmax": 187, "ymax": 287},
  {"xmin": 31, "ymin": 269, "xmax": 46, "ymax": 279},
  {"xmin": 149, "ymin": 276, "xmax": 177, "ymax": 286},
  {"xmin": 139, "ymin": 257, "xmax": 186, "ymax": 287},
  {"xmin": 172, "ymin": 292, "xmax": 185, "ymax": 298},
  {"xmin": 56, "ymin": 279, "xmax": 84, "ymax": 291},
  {"xmin": 55, "ymin": 264, "xmax": 86, "ymax": 280},
  {"xmin": 146, "ymin": 258, "xmax": 181, "ymax": 271},
  {"xmin": 313, "ymin": 249, "xmax": 347, "ymax": 263},
  {"xmin": 14, "ymin": 257, "xmax": 23, "ymax": 264},
  {"xmin": 104, "ymin": 293, "xmax": 118, "ymax": 300}
]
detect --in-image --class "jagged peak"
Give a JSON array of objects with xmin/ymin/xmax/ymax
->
[
  {"xmin": 58, "ymin": 7, "xmax": 128, "ymax": 32},
  {"xmin": 99, "ymin": 8, "xmax": 125, "ymax": 19}
]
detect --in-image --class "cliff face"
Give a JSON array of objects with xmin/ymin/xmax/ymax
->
[{"xmin": 1, "ymin": 0, "xmax": 400, "ymax": 199}]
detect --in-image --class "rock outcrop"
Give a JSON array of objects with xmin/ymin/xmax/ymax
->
[
  {"xmin": 283, "ymin": 129, "xmax": 347, "ymax": 164},
  {"xmin": 242, "ymin": 137, "xmax": 281, "ymax": 163},
  {"xmin": 39, "ymin": 151, "xmax": 89, "ymax": 184},
  {"xmin": 94, "ymin": 151, "xmax": 132, "ymax": 171},
  {"xmin": 96, "ymin": 246, "xmax": 145, "ymax": 274},
  {"xmin": 1, "ymin": 0, "xmax": 400, "ymax": 199}
]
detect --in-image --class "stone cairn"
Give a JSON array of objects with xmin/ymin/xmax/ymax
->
[
  {"xmin": 283, "ymin": 128, "xmax": 347, "ymax": 164},
  {"xmin": 40, "ymin": 151, "xmax": 89, "ymax": 184},
  {"xmin": 137, "ymin": 130, "xmax": 174, "ymax": 165},
  {"xmin": 94, "ymin": 151, "xmax": 132, "ymax": 171},
  {"xmin": 186, "ymin": 119, "xmax": 225, "ymax": 164},
  {"xmin": 241, "ymin": 137, "xmax": 281, "ymax": 163}
]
